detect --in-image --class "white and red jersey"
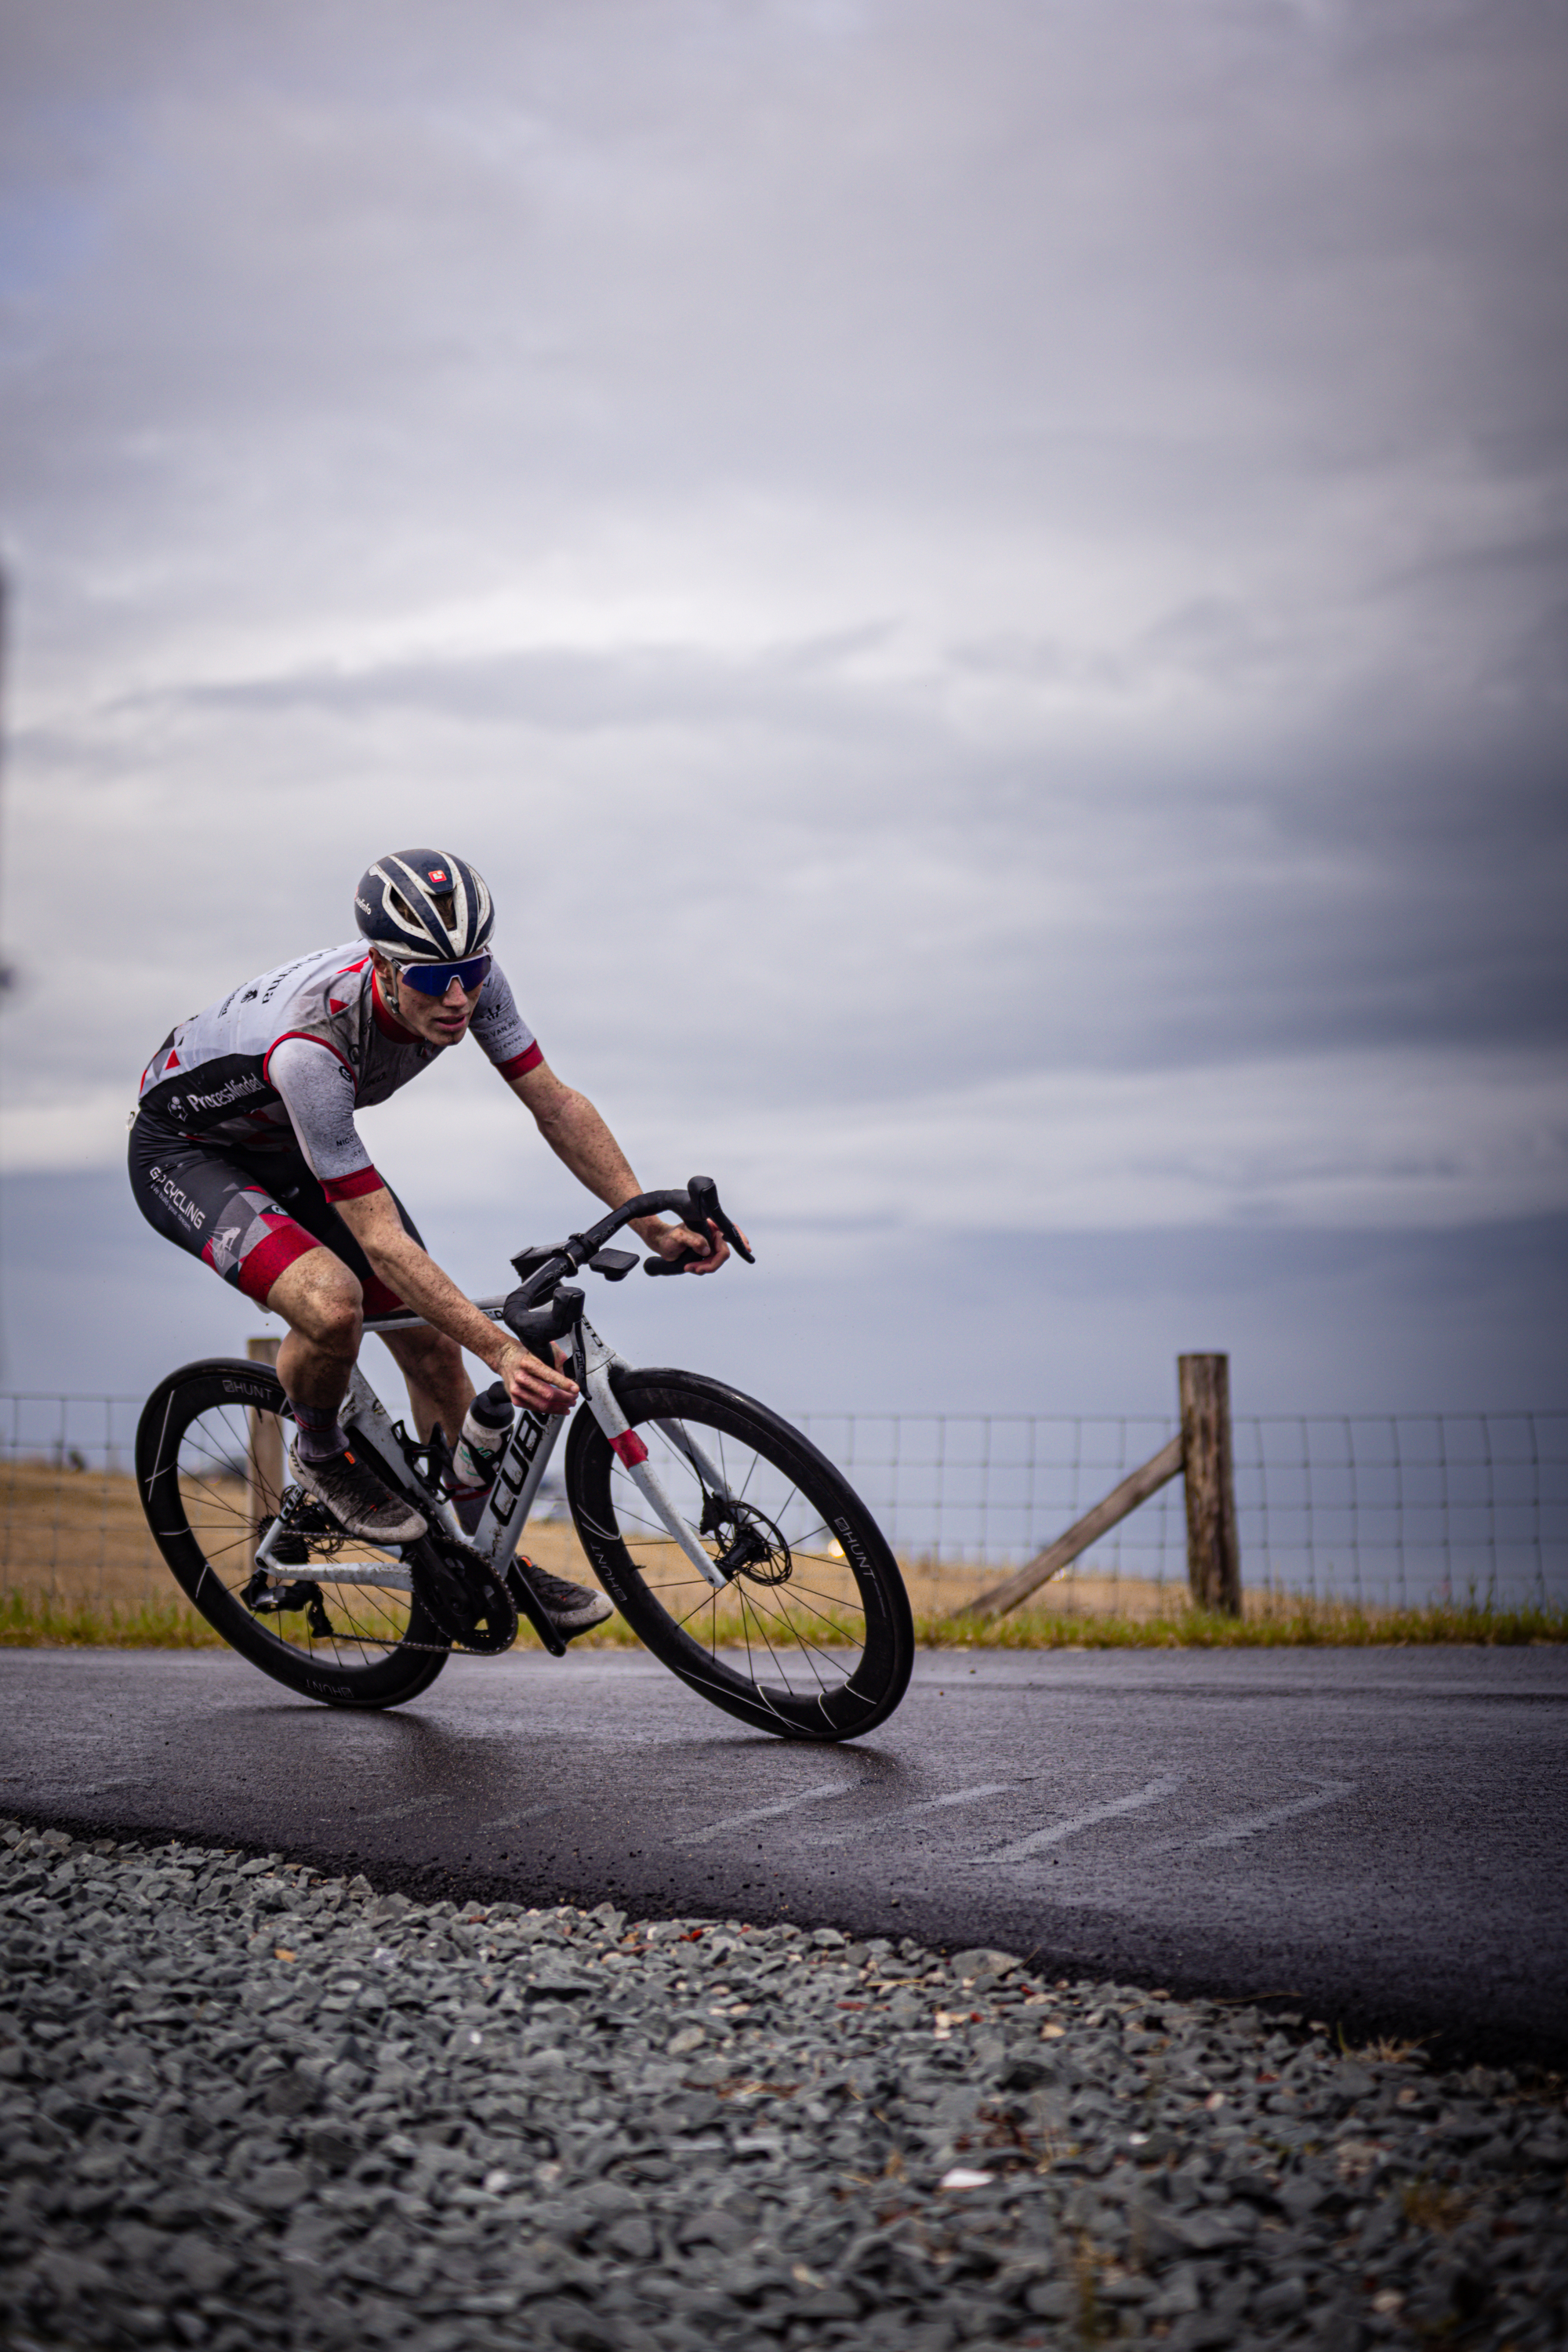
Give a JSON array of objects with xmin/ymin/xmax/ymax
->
[{"xmin": 135, "ymin": 942, "xmax": 542, "ymax": 1200}]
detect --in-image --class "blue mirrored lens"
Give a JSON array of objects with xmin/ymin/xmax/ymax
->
[{"xmin": 400, "ymin": 954, "xmax": 492, "ymax": 996}]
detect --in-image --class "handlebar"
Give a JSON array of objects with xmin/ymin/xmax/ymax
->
[{"xmin": 502, "ymin": 1175, "xmax": 753, "ymax": 1338}]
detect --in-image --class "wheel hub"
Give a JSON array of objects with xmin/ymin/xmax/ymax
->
[{"xmin": 705, "ymin": 1497, "xmax": 793, "ymax": 1585}]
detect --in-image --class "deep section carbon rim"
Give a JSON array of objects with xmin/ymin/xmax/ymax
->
[
  {"xmin": 567, "ymin": 1369, "xmax": 913, "ymax": 1740},
  {"xmin": 136, "ymin": 1360, "xmax": 448, "ymax": 1709}
]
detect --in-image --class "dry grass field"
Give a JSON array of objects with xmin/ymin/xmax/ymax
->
[{"xmin": 3, "ymin": 1455, "xmax": 1563, "ymax": 1649}]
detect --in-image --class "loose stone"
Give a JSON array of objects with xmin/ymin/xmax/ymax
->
[{"xmin": 1, "ymin": 1819, "xmax": 1563, "ymax": 2348}]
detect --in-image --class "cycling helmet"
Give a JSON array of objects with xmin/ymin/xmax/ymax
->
[{"xmin": 354, "ymin": 849, "xmax": 494, "ymax": 962}]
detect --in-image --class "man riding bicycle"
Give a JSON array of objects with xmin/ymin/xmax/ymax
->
[{"xmin": 129, "ymin": 848, "xmax": 735, "ymax": 1635}]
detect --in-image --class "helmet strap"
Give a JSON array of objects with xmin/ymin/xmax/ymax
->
[{"xmin": 370, "ymin": 950, "xmax": 403, "ymax": 1018}]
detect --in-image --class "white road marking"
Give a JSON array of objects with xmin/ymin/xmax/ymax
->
[
  {"xmin": 350, "ymin": 1792, "xmax": 460, "ymax": 1827},
  {"xmin": 681, "ymin": 1779, "xmax": 862, "ymax": 1846},
  {"xmin": 481, "ymin": 1802, "xmax": 566, "ymax": 1834},
  {"xmin": 807, "ymin": 1783, "xmax": 1013, "ymax": 1846},
  {"xmin": 991, "ymin": 1776, "xmax": 1184, "ymax": 1864},
  {"xmin": 1189, "ymin": 1782, "xmax": 1356, "ymax": 1849}
]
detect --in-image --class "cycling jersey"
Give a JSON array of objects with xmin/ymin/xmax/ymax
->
[{"xmin": 134, "ymin": 941, "xmax": 543, "ymax": 1198}]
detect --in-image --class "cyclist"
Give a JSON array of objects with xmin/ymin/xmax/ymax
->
[{"xmin": 129, "ymin": 848, "xmax": 737, "ymax": 1635}]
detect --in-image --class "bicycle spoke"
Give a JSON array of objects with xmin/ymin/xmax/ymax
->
[{"xmin": 734, "ymin": 1582, "xmax": 858, "ymax": 1682}]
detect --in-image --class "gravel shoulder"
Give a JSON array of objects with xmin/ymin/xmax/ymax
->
[{"xmin": 3, "ymin": 1820, "xmax": 1566, "ymax": 2351}]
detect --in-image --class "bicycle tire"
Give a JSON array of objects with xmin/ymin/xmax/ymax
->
[
  {"xmin": 136, "ymin": 1358, "xmax": 449, "ymax": 1710},
  {"xmin": 565, "ymin": 1368, "xmax": 913, "ymax": 1740}
]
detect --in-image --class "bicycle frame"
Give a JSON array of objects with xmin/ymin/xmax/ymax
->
[
  {"xmin": 253, "ymin": 1177, "xmax": 753, "ymax": 1635},
  {"xmin": 252, "ymin": 1305, "xmax": 733, "ymax": 1606}
]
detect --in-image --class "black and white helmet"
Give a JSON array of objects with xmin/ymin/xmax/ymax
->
[{"xmin": 354, "ymin": 850, "xmax": 495, "ymax": 962}]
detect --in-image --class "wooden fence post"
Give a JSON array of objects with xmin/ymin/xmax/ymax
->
[
  {"xmin": 1178, "ymin": 1353, "xmax": 1240, "ymax": 1615},
  {"xmin": 245, "ymin": 1336, "xmax": 282, "ymax": 1568}
]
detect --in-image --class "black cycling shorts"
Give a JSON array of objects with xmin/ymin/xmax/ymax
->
[{"xmin": 128, "ymin": 1115, "xmax": 423, "ymax": 1316}]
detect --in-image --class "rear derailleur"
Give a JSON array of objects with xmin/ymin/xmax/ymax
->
[{"xmin": 241, "ymin": 1486, "xmax": 343, "ymax": 1638}]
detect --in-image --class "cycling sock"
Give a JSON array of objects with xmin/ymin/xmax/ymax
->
[{"xmin": 289, "ymin": 1399, "xmax": 350, "ymax": 1463}]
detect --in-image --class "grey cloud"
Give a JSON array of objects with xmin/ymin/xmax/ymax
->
[{"xmin": 1, "ymin": 0, "xmax": 1563, "ymax": 1258}]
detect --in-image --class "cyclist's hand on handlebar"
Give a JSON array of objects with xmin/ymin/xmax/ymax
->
[
  {"xmin": 497, "ymin": 1341, "xmax": 579, "ymax": 1415},
  {"xmin": 648, "ymin": 1216, "xmax": 748, "ymax": 1275}
]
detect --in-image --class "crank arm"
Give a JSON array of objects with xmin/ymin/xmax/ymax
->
[{"xmin": 503, "ymin": 1556, "xmax": 568, "ymax": 1658}]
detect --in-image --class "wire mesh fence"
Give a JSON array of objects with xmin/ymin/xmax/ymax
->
[
  {"xmin": 1, "ymin": 1396, "xmax": 163, "ymax": 1615},
  {"xmin": 2, "ymin": 1393, "xmax": 1564, "ymax": 1621},
  {"xmin": 795, "ymin": 1411, "xmax": 1568, "ymax": 1615}
]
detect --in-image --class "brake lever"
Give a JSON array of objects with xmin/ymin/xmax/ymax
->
[
  {"xmin": 684, "ymin": 1174, "xmax": 755, "ymax": 1265},
  {"xmin": 643, "ymin": 1176, "xmax": 755, "ymax": 1274}
]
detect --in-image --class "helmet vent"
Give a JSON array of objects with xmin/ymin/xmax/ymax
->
[{"xmin": 355, "ymin": 849, "xmax": 494, "ymax": 960}]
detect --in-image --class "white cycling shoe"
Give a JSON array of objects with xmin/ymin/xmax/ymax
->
[
  {"xmin": 288, "ymin": 1443, "xmax": 428, "ymax": 1547},
  {"xmin": 517, "ymin": 1560, "xmax": 614, "ymax": 1637}
]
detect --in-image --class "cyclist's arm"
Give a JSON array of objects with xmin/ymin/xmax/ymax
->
[
  {"xmin": 507, "ymin": 1058, "xmax": 739, "ymax": 1273},
  {"xmin": 333, "ymin": 1188, "xmax": 577, "ymax": 1414}
]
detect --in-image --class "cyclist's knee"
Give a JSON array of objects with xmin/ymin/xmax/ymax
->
[
  {"xmin": 311, "ymin": 1286, "xmax": 364, "ymax": 1352},
  {"xmin": 268, "ymin": 1248, "xmax": 363, "ymax": 1349}
]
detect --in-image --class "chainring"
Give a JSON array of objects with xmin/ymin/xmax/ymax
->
[{"xmin": 407, "ymin": 1528, "xmax": 518, "ymax": 1655}]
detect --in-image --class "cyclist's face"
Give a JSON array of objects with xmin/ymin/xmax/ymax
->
[{"xmin": 373, "ymin": 955, "xmax": 483, "ymax": 1046}]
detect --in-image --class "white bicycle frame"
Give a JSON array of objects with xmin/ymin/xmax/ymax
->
[{"xmin": 252, "ymin": 1301, "xmax": 733, "ymax": 1599}]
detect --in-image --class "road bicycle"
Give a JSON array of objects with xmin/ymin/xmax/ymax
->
[{"xmin": 135, "ymin": 1178, "xmax": 913, "ymax": 1742}]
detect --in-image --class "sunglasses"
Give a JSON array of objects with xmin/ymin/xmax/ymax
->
[{"xmin": 395, "ymin": 953, "xmax": 494, "ymax": 997}]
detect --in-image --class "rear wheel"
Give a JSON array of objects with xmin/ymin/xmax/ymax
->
[
  {"xmin": 136, "ymin": 1359, "xmax": 448, "ymax": 1709},
  {"xmin": 566, "ymin": 1368, "xmax": 913, "ymax": 1740}
]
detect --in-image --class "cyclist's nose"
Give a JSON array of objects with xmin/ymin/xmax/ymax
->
[{"xmin": 441, "ymin": 978, "xmax": 468, "ymax": 1007}]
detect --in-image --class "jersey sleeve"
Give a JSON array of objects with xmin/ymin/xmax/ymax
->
[
  {"xmin": 469, "ymin": 959, "xmax": 543, "ymax": 1081},
  {"xmin": 265, "ymin": 1036, "xmax": 385, "ymax": 1201}
]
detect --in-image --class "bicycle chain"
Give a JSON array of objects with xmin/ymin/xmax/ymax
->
[{"xmin": 263, "ymin": 1484, "xmax": 521, "ymax": 1657}]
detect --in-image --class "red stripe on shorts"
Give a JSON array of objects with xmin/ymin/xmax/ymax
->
[{"xmin": 235, "ymin": 1221, "xmax": 320, "ymax": 1305}]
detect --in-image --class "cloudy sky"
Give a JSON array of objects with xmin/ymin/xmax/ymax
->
[{"xmin": 2, "ymin": 0, "xmax": 1565, "ymax": 1415}]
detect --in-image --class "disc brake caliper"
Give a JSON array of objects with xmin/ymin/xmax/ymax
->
[{"xmin": 701, "ymin": 1494, "xmax": 792, "ymax": 1586}]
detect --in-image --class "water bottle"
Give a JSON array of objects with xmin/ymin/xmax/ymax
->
[{"xmin": 453, "ymin": 1381, "xmax": 514, "ymax": 1490}]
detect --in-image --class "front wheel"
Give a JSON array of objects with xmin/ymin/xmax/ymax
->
[
  {"xmin": 136, "ymin": 1359, "xmax": 449, "ymax": 1710},
  {"xmin": 565, "ymin": 1369, "xmax": 913, "ymax": 1740}
]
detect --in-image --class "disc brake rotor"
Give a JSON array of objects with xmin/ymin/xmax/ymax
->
[{"xmin": 704, "ymin": 1497, "xmax": 793, "ymax": 1586}]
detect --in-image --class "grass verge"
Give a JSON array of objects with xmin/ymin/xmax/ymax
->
[
  {"xmin": 927, "ymin": 1597, "xmax": 1568, "ymax": 1648},
  {"xmin": 0, "ymin": 1588, "xmax": 223, "ymax": 1647},
  {"xmin": 2, "ymin": 1586, "xmax": 1563, "ymax": 1649}
]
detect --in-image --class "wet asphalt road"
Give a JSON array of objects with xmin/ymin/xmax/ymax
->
[{"xmin": 2, "ymin": 1645, "xmax": 1565, "ymax": 2066}]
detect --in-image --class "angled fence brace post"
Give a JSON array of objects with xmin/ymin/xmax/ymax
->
[
  {"xmin": 948, "ymin": 1432, "xmax": 1187, "ymax": 1626},
  {"xmin": 1178, "ymin": 1352, "xmax": 1241, "ymax": 1616}
]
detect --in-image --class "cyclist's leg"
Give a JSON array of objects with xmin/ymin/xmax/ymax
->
[
  {"xmin": 266, "ymin": 1247, "xmax": 362, "ymax": 1421},
  {"xmin": 378, "ymin": 1324, "xmax": 475, "ymax": 1448},
  {"xmin": 252, "ymin": 1158, "xmax": 472, "ymax": 1446}
]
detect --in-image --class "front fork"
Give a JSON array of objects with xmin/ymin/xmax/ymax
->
[{"xmin": 574, "ymin": 1319, "xmax": 731, "ymax": 1593}]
